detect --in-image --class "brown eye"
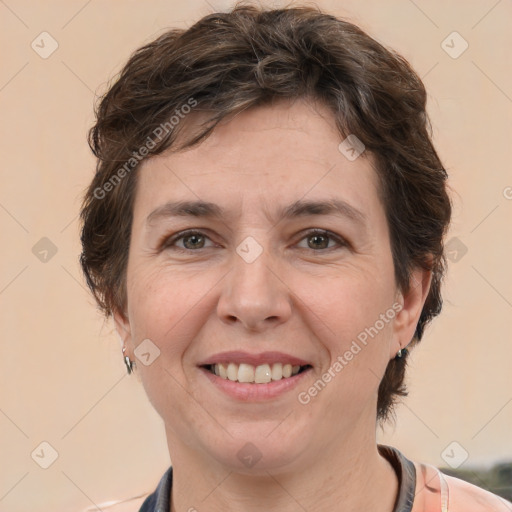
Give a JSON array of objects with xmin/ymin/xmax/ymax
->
[
  {"xmin": 297, "ymin": 229, "xmax": 347, "ymax": 251},
  {"xmin": 181, "ymin": 233, "xmax": 206, "ymax": 249},
  {"xmin": 308, "ymin": 233, "xmax": 330, "ymax": 249}
]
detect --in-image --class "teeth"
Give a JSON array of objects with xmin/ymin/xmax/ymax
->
[
  {"xmin": 227, "ymin": 363, "xmax": 238, "ymax": 381},
  {"xmin": 271, "ymin": 362, "xmax": 283, "ymax": 380},
  {"xmin": 254, "ymin": 364, "xmax": 272, "ymax": 384},
  {"xmin": 218, "ymin": 363, "xmax": 227, "ymax": 379},
  {"xmin": 210, "ymin": 362, "xmax": 305, "ymax": 383},
  {"xmin": 238, "ymin": 363, "xmax": 255, "ymax": 383}
]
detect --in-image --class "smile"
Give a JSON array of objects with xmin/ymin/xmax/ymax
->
[{"xmin": 203, "ymin": 362, "xmax": 312, "ymax": 383}]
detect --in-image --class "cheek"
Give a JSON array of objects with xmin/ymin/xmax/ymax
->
[
  {"xmin": 125, "ymin": 263, "xmax": 197, "ymax": 358},
  {"xmin": 315, "ymin": 267, "xmax": 396, "ymax": 387},
  {"xmin": 125, "ymin": 266, "xmax": 208, "ymax": 434},
  {"xmin": 317, "ymin": 266, "xmax": 394, "ymax": 335}
]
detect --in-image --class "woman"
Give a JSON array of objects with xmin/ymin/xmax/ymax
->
[{"xmin": 79, "ymin": 3, "xmax": 511, "ymax": 511}]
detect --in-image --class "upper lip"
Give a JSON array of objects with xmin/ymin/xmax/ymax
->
[{"xmin": 198, "ymin": 351, "xmax": 312, "ymax": 367}]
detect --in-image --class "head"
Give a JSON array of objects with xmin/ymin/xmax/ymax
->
[{"xmin": 80, "ymin": 3, "xmax": 451, "ymax": 471}]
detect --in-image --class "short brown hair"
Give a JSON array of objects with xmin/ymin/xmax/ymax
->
[{"xmin": 80, "ymin": 2, "xmax": 452, "ymax": 422}]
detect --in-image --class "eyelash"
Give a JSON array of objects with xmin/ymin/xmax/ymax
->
[{"xmin": 159, "ymin": 228, "xmax": 348, "ymax": 253}]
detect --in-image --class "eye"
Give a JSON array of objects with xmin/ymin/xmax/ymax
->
[
  {"xmin": 296, "ymin": 229, "xmax": 347, "ymax": 251},
  {"xmin": 160, "ymin": 228, "xmax": 348, "ymax": 253},
  {"xmin": 160, "ymin": 230, "xmax": 217, "ymax": 252}
]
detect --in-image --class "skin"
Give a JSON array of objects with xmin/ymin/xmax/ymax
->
[{"xmin": 115, "ymin": 97, "xmax": 432, "ymax": 512}]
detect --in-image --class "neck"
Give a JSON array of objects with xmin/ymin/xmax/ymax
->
[{"xmin": 166, "ymin": 416, "xmax": 399, "ymax": 512}]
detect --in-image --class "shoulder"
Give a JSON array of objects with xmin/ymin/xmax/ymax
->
[
  {"xmin": 75, "ymin": 467, "xmax": 173, "ymax": 512},
  {"xmin": 442, "ymin": 472, "xmax": 512, "ymax": 512},
  {"xmin": 78, "ymin": 494, "xmax": 150, "ymax": 512},
  {"xmin": 410, "ymin": 456, "xmax": 511, "ymax": 512}
]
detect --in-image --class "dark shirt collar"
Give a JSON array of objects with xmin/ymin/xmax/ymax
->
[
  {"xmin": 138, "ymin": 444, "xmax": 416, "ymax": 512},
  {"xmin": 138, "ymin": 465, "xmax": 173, "ymax": 512}
]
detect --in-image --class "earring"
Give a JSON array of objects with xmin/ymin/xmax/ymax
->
[
  {"xmin": 123, "ymin": 346, "xmax": 135, "ymax": 374},
  {"xmin": 396, "ymin": 347, "xmax": 406, "ymax": 359}
]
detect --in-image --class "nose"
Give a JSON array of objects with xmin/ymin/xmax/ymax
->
[{"xmin": 216, "ymin": 242, "xmax": 292, "ymax": 332}]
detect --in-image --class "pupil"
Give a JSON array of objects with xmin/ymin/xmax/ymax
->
[
  {"xmin": 185, "ymin": 234, "xmax": 203, "ymax": 249},
  {"xmin": 310, "ymin": 234, "xmax": 327, "ymax": 249}
]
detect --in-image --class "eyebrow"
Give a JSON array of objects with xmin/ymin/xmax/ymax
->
[{"xmin": 146, "ymin": 198, "xmax": 367, "ymax": 227}]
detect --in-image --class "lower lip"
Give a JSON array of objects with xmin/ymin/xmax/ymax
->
[{"xmin": 199, "ymin": 367, "xmax": 312, "ymax": 401}]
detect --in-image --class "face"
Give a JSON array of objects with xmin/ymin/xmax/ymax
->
[{"xmin": 115, "ymin": 98, "xmax": 429, "ymax": 474}]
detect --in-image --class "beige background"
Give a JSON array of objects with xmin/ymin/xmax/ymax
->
[{"xmin": 1, "ymin": 0, "xmax": 511, "ymax": 511}]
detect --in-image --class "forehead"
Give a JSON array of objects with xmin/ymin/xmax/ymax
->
[{"xmin": 133, "ymin": 98, "xmax": 383, "ymax": 226}]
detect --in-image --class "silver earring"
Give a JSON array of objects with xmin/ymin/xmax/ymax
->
[
  {"xmin": 396, "ymin": 348, "xmax": 403, "ymax": 358},
  {"xmin": 123, "ymin": 346, "xmax": 135, "ymax": 374}
]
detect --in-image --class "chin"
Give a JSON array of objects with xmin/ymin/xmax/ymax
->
[{"xmin": 201, "ymin": 424, "xmax": 310, "ymax": 474}]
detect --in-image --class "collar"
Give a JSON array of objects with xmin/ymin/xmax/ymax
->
[
  {"xmin": 378, "ymin": 444, "xmax": 416, "ymax": 512},
  {"xmin": 138, "ymin": 465, "xmax": 173, "ymax": 512}
]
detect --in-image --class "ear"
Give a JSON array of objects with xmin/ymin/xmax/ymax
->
[
  {"xmin": 113, "ymin": 307, "xmax": 133, "ymax": 349},
  {"xmin": 391, "ymin": 264, "xmax": 433, "ymax": 359}
]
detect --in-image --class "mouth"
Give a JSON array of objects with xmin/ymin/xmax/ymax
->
[
  {"xmin": 197, "ymin": 351, "xmax": 314, "ymax": 400},
  {"xmin": 201, "ymin": 362, "xmax": 313, "ymax": 384}
]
